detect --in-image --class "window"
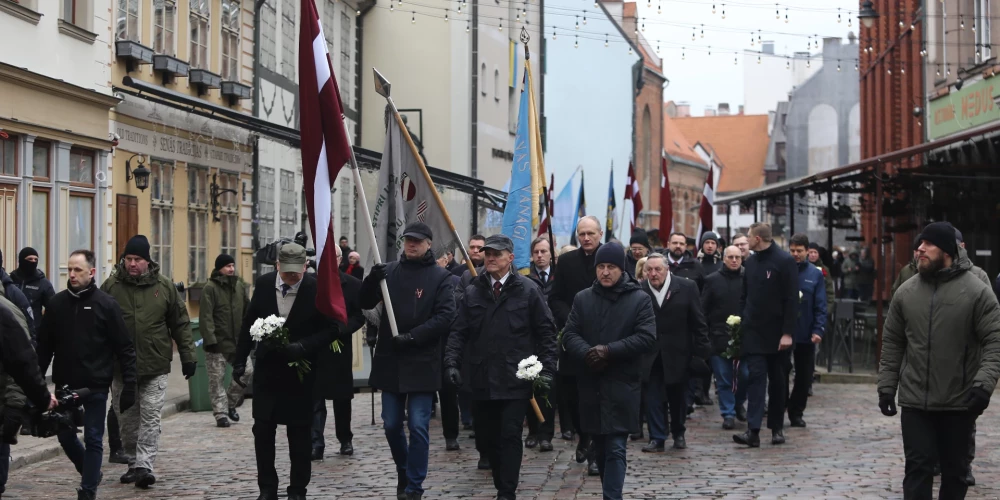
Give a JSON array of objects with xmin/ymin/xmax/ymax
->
[
  {"xmin": 322, "ymin": 0, "xmax": 336, "ymax": 55},
  {"xmin": 260, "ymin": 2, "xmax": 277, "ymax": 71},
  {"xmin": 259, "ymin": 166, "xmax": 275, "ymax": 244},
  {"xmin": 62, "ymin": 0, "xmax": 77, "ymax": 24},
  {"xmin": 740, "ymin": 203, "xmax": 754, "ymax": 215},
  {"xmin": 190, "ymin": 0, "xmax": 210, "ymax": 70},
  {"xmin": 339, "ymin": 177, "xmax": 350, "ymax": 243},
  {"xmin": 150, "ymin": 160, "xmax": 174, "ymax": 277},
  {"xmin": 69, "ymin": 148, "xmax": 94, "ymax": 185},
  {"xmin": 116, "ymin": 0, "xmax": 139, "ymax": 42},
  {"xmin": 32, "ymin": 142, "xmax": 49, "ymax": 179},
  {"xmin": 716, "ymin": 204, "xmax": 727, "ymax": 216},
  {"xmin": 31, "ymin": 190, "xmax": 48, "ymax": 267},
  {"xmin": 188, "ymin": 211, "xmax": 207, "ymax": 282},
  {"xmin": 0, "ymin": 136, "xmax": 15, "ymax": 177},
  {"xmin": 221, "ymin": 0, "xmax": 241, "ymax": 80},
  {"xmin": 279, "ymin": 169, "xmax": 297, "ymax": 240},
  {"xmin": 153, "ymin": 0, "xmax": 176, "ymax": 55},
  {"xmin": 219, "ymin": 172, "xmax": 240, "ymax": 257},
  {"xmin": 187, "ymin": 166, "xmax": 208, "ymax": 206},
  {"xmin": 280, "ymin": 0, "xmax": 296, "ymax": 80},
  {"xmin": 339, "ymin": 11, "xmax": 351, "ymax": 106},
  {"xmin": 0, "ymin": 186, "xmax": 15, "ymax": 267},
  {"xmin": 975, "ymin": 0, "xmax": 992, "ymax": 63},
  {"xmin": 69, "ymin": 195, "xmax": 93, "ymax": 254}
]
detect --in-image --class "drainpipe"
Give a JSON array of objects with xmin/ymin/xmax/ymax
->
[
  {"xmin": 251, "ymin": 0, "xmax": 267, "ymax": 277},
  {"xmin": 471, "ymin": 0, "xmax": 479, "ymax": 180}
]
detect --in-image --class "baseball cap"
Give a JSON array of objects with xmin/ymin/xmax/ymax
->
[{"xmin": 278, "ymin": 243, "xmax": 307, "ymax": 267}]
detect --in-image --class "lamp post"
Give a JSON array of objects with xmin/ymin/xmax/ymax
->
[{"xmin": 858, "ymin": 1, "xmax": 879, "ymax": 29}]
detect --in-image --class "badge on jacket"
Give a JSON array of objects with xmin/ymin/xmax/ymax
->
[
  {"xmin": 766, "ymin": 271, "xmax": 772, "ymax": 279},
  {"xmin": 416, "ymin": 288, "xmax": 423, "ymax": 299}
]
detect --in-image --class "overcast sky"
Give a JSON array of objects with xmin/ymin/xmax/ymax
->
[{"xmin": 632, "ymin": 0, "xmax": 860, "ymax": 114}]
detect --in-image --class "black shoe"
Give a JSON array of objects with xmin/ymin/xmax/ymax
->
[
  {"xmin": 733, "ymin": 431, "xmax": 760, "ymax": 448},
  {"xmin": 672, "ymin": 435, "xmax": 687, "ymax": 450},
  {"xmin": 340, "ymin": 440, "xmax": 354, "ymax": 456},
  {"xmin": 76, "ymin": 488, "xmax": 96, "ymax": 500},
  {"xmin": 933, "ymin": 464, "xmax": 941, "ymax": 476},
  {"xmin": 288, "ymin": 494, "xmax": 307, "ymax": 500},
  {"xmin": 735, "ymin": 405, "xmax": 747, "ymax": 422},
  {"xmin": 539, "ymin": 439, "xmax": 553, "ymax": 452},
  {"xmin": 771, "ymin": 430, "xmax": 785, "ymax": 445},
  {"xmin": 469, "ymin": 431, "xmax": 476, "ymax": 439},
  {"xmin": 808, "ymin": 386, "xmax": 814, "ymax": 397},
  {"xmin": 574, "ymin": 441, "xmax": 590, "ymax": 463},
  {"xmin": 525, "ymin": 436, "xmax": 538, "ymax": 448},
  {"xmin": 789, "ymin": 416, "xmax": 806, "ymax": 428},
  {"xmin": 311, "ymin": 448, "xmax": 324, "ymax": 461},
  {"xmin": 445, "ymin": 438, "xmax": 460, "ymax": 451},
  {"xmin": 120, "ymin": 468, "xmax": 137, "ymax": 484},
  {"xmin": 397, "ymin": 469, "xmax": 408, "ymax": 500},
  {"xmin": 216, "ymin": 417, "xmax": 231, "ymax": 428},
  {"xmin": 686, "ymin": 405, "xmax": 695, "ymax": 415},
  {"xmin": 698, "ymin": 393, "xmax": 714, "ymax": 406},
  {"xmin": 463, "ymin": 423, "xmax": 474, "ymax": 431},
  {"xmin": 966, "ymin": 469, "xmax": 976, "ymax": 486},
  {"xmin": 629, "ymin": 431, "xmax": 644, "ymax": 441},
  {"xmin": 134, "ymin": 467, "xmax": 156, "ymax": 488},
  {"xmin": 256, "ymin": 493, "xmax": 279, "ymax": 500},
  {"xmin": 228, "ymin": 407, "xmax": 240, "ymax": 422},
  {"xmin": 560, "ymin": 430, "xmax": 575, "ymax": 440},
  {"xmin": 587, "ymin": 459, "xmax": 599, "ymax": 476},
  {"xmin": 109, "ymin": 449, "xmax": 132, "ymax": 465},
  {"xmin": 723, "ymin": 417, "xmax": 736, "ymax": 430},
  {"xmin": 477, "ymin": 457, "xmax": 491, "ymax": 470},
  {"xmin": 641, "ymin": 440, "xmax": 665, "ymax": 453}
]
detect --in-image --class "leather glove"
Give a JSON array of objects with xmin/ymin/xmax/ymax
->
[
  {"xmin": 446, "ymin": 367, "xmax": 463, "ymax": 387},
  {"xmin": 182, "ymin": 361, "xmax": 197, "ymax": 380},
  {"xmin": 366, "ymin": 330, "xmax": 378, "ymax": 349},
  {"xmin": 688, "ymin": 357, "xmax": 712, "ymax": 376},
  {"xmin": 393, "ymin": 333, "xmax": 416, "ymax": 350},
  {"xmin": 585, "ymin": 345, "xmax": 610, "ymax": 371},
  {"xmin": 232, "ymin": 364, "xmax": 247, "ymax": 385},
  {"xmin": 204, "ymin": 343, "xmax": 219, "ymax": 354},
  {"xmin": 119, "ymin": 386, "xmax": 136, "ymax": 413},
  {"xmin": 285, "ymin": 342, "xmax": 307, "ymax": 362},
  {"xmin": 878, "ymin": 393, "xmax": 897, "ymax": 417},
  {"xmin": 369, "ymin": 263, "xmax": 387, "ymax": 282},
  {"xmin": 964, "ymin": 386, "xmax": 992, "ymax": 415}
]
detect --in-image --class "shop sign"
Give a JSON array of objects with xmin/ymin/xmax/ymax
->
[
  {"xmin": 112, "ymin": 121, "xmax": 250, "ymax": 173},
  {"xmin": 928, "ymin": 74, "xmax": 1000, "ymax": 140}
]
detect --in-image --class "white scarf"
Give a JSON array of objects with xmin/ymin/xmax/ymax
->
[{"xmin": 649, "ymin": 274, "xmax": 671, "ymax": 307}]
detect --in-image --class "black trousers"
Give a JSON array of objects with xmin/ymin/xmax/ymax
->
[
  {"xmin": 107, "ymin": 407, "xmax": 122, "ymax": 452},
  {"xmin": 558, "ymin": 375, "xmax": 588, "ymax": 447},
  {"xmin": 556, "ymin": 375, "xmax": 575, "ymax": 434},
  {"xmin": 786, "ymin": 343, "xmax": 816, "ymax": 419},
  {"xmin": 901, "ymin": 408, "xmax": 976, "ymax": 500},
  {"xmin": 746, "ymin": 353, "xmax": 787, "ymax": 431},
  {"xmin": 473, "ymin": 399, "xmax": 529, "ymax": 498},
  {"xmin": 438, "ymin": 384, "xmax": 460, "ymax": 440},
  {"xmin": 311, "ymin": 398, "xmax": 353, "ymax": 451},
  {"xmin": 526, "ymin": 385, "xmax": 556, "ymax": 441},
  {"xmin": 254, "ymin": 419, "xmax": 312, "ymax": 496}
]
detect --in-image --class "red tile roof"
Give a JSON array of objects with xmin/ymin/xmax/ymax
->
[
  {"xmin": 662, "ymin": 114, "xmax": 706, "ymax": 167},
  {"xmin": 672, "ymin": 114, "xmax": 770, "ymax": 193}
]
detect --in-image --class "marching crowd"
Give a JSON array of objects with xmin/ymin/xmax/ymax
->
[{"xmin": 0, "ymin": 215, "xmax": 994, "ymax": 500}]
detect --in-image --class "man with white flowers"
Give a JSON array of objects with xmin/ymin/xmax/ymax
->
[
  {"xmin": 445, "ymin": 234, "xmax": 557, "ymax": 500},
  {"xmin": 232, "ymin": 243, "xmax": 337, "ymax": 500}
]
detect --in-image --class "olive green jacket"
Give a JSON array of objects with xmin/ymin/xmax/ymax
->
[
  {"xmin": 0, "ymin": 294, "xmax": 29, "ymax": 414},
  {"xmin": 199, "ymin": 270, "xmax": 249, "ymax": 355},
  {"xmin": 878, "ymin": 256, "xmax": 1000, "ymax": 411},
  {"xmin": 101, "ymin": 262, "xmax": 195, "ymax": 376},
  {"xmin": 891, "ymin": 261, "xmax": 918, "ymax": 300}
]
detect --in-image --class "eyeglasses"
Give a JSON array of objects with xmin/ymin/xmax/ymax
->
[{"xmin": 725, "ymin": 255, "xmax": 741, "ymax": 260}]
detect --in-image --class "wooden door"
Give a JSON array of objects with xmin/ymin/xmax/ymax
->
[
  {"xmin": 0, "ymin": 185, "xmax": 15, "ymax": 267},
  {"xmin": 116, "ymin": 194, "xmax": 138, "ymax": 259}
]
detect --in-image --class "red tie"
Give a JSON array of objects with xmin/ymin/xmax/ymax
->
[{"xmin": 493, "ymin": 280, "xmax": 502, "ymax": 300}]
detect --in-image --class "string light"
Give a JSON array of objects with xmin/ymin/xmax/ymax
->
[
  {"xmin": 575, "ymin": 16, "xmax": 579, "ymax": 30},
  {"xmin": 605, "ymin": 34, "xmax": 609, "ymax": 47},
  {"xmin": 593, "ymin": 0, "xmax": 597, "ymax": 8},
  {"xmin": 936, "ymin": 65, "xmax": 941, "ymax": 77},
  {"xmin": 837, "ymin": 8, "xmax": 841, "ymax": 23},
  {"xmin": 786, "ymin": 59, "xmax": 790, "ymax": 70},
  {"xmin": 575, "ymin": 35, "xmax": 579, "ymax": 48},
  {"xmin": 444, "ymin": 8, "xmax": 449, "ymax": 21},
  {"xmin": 708, "ymin": 45, "xmax": 712, "ymax": 56},
  {"xmin": 854, "ymin": 61, "xmax": 858, "ymax": 71},
  {"xmin": 733, "ymin": 52, "xmax": 737, "ymax": 65},
  {"xmin": 456, "ymin": 3, "xmax": 460, "ymax": 13},
  {"xmin": 691, "ymin": 26, "xmax": 696, "ymax": 41},
  {"xmin": 974, "ymin": 20, "xmax": 977, "ymax": 32},
  {"xmin": 466, "ymin": 21, "xmax": 470, "ymax": 33},
  {"xmin": 814, "ymin": 36, "xmax": 819, "ymax": 49},
  {"xmin": 898, "ymin": 19, "xmax": 903, "ymax": 28},
  {"xmin": 657, "ymin": 3, "xmax": 661, "ymax": 14},
  {"xmin": 976, "ymin": 44, "xmax": 981, "ymax": 58},
  {"xmin": 516, "ymin": 10, "xmax": 520, "ymax": 21},
  {"xmin": 641, "ymin": 20, "xmax": 645, "ymax": 32},
  {"xmin": 390, "ymin": 1, "xmax": 393, "ymax": 11},
  {"xmin": 356, "ymin": 8, "xmax": 361, "ymax": 15},
  {"xmin": 682, "ymin": 47, "xmax": 685, "ymax": 60},
  {"xmin": 656, "ymin": 42, "xmax": 660, "ymax": 54},
  {"xmin": 900, "ymin": 62, "xmax": 905, "ymax": 74},
  {"xmin": 920, "ymin": 43, "xmax": 927, "ymax": 57},
  {"xmin": 785, "ymin": 8, "xmax": 788, "ymax": 23},
  {"xmin": 628, "ymin": 46, "xmax": 632, "ymax": 55},
  {"xmin": 700, "ymin": 24, "xmax": 704, "ymax": 38},
  {"xmin": 775, "ymin": 3, "xmax": 779, "ymax": 19},
  {"xmin": 757, "ymin": 54, "xmax": 761, "ymax": 64},
  {"xmin": 583, "ymin": 11, "xmax": 587, "ymax": 25},
  {"xmin": 721, "ymin": 4, "xmax": 726, "ymax": 19},
  {"xmin": 750, "ymin": 33, "xmax": 754, "ymax": 46},
  {"xmin": 411, "ymin": 11, "xmax": 415, "ymax": 23},
  {"xmin": 712, "ymin": 3, "xmax": 716, "ymax": 14},
  {"xmin": 499, "ymin": 20, "xmax": 503, "ymax": 31},
  {"xmin": 806, "ymin": 58, "xmax": 810, "ymax": 68},
  {"xmin": 887, "ymin": 66, "xmax": 892, "ymax": 75},
  {"xmin": 847, "ymin": 13, "xmax": 852, "ymax": 28},
  {"xmin": 960, "ymin": 16, "xmax": 965, "ymax": 29},
  {"xmin": 909, "ymin": 22, "xmax": 914, "ymax": 30},
  {"xmin": 552, "ymin": 28, "xmax": 556, "ymax": 40},
  {"xmin": 837, "ymin": 60, "xmax": 841, "ymax": 71}
]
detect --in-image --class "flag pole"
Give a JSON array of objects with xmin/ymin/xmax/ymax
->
[
  {"xmin": 343, "ymin": 114, "xmax": 401, "ymax": 338},
  {"xmin": 374, "ymin": 69, "xmax": 478, "ymax": 277}
]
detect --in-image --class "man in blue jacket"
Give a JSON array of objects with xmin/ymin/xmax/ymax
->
[{"xmin": 785, "ymin": 234, "xmax": 827, "ymax": 428}]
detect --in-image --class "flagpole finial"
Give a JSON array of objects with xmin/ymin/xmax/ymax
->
[
  {"xmin": 374, "ymin": 68, "xmax": 391, "ymax": 98},
  {"xmin": 520, "ymin": 27, "xmax": 530, "ymax": 60}
]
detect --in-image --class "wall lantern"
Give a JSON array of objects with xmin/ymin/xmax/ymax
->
[
  {"xmin": 858, "ymin": 1, "xmax": 879, "ymax": 29},
  {"xmin": 125, "ymin": 154, "xmax": 151, "ymax": 192}
]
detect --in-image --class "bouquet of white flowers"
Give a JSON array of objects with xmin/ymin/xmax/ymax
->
[
  {"xmin": 516, "ymin": 355, "xmax": 551, "ymax": 421},
  {"xmin": 722, "ymin": 315, "xmax": 743, "ymax": 360},
  {"xmin": 250, "ymin": 315, "xmax": 311, "ymax": 382}
]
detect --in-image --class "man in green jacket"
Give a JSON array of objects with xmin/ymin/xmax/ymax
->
[
  {"xmin": 103, "ymin": 235, "xmax": 196, "ymax": 489},
  {"xmin": 878, "ymin": 222, "xmax": 1000, "ymax": 500},
  {"xmin": 202, "ymin": 254, "xmax": 251, "ymax": 428}
]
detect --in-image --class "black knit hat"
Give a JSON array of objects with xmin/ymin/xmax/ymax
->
[
  {"xmin": 629, "ymin": 229, "xmax": 651, "ymax": 249},
  {"xmin": 701, "ymin": 231, "xmax": 720, "ymax": 245},
  {"xmin": 123, "ymin": 235, "xmax": 151, "ymax": 262},
  {"xmin": 917, "ymin": 222, "xmax": 958, "ymax": 258},
  {"xmin": 595, "ymin": 242, "xmax": 626, "ymax": 270},
  {"xmin": 215, "ymin": 253, "xmax": 236, "ymax": 271}
]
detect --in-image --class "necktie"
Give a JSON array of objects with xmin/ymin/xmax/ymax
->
[
  {"xmin": 281, "ymin": 284, "xmax": 291, "ymax": 297},
  {"xmin": 493, "ymin": 280, "xmax": 502, "ymax": 300},
  {"xmin": 540, "ymin": 271, "xmax": 547, "ymax": 283}
]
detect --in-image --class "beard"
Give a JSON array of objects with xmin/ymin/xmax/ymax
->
[
  {"xmin": 917, "ymin": 255, "xmax": 946, "ymax": 276},
  {"xmin": 670, "ymin": 248, "xmax": 684, "ymax": 260}
]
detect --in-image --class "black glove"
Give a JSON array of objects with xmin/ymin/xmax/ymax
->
[
  {"xmin": 688, "ymin": 357, "xmax": 712, "ymax": 376},
  {"xmin": 446, "ymin": 367, "xmax": 463, "ymax": 387},
  {"xmin": 585, "ymin": 345, "xmax": 610, "ymax": 371},
  {"xmin": 879, "ymin": 393, "xmax": 897, "ymax": 417},
  {"xmin": 119, "ymin": 386, "xmax": 136, "ymax": 413},
  {"xmin": 232, "ymin": 364, "xmax": 246, "ymax": 385},
  {"xmin": 2, "ymin": 407, "xmax": 24, "ymax": 445},
  {"xmin": 182, "ymin": 361, "xmax": 197, "ymax": 380},
  {"xmin": 285, "ymin": 342, "xmax": 306, "ymax": 362},
  {"xmin": 369, "ymin": 263, "xmax": 387, "ymax": 282},
  {"xmin": 393, "ymin": 333, "xmax": 416, "ymax": 350},
  {"xmin": 204, "ymin": 343, "xmax": 219, "ymax": 354},
  {"xmin": 964, "ymin": 386, "xmax": 992, "ymax": 415},
  {"xmin": 366, "ymin": 331, "xmax": 378, "ymax": 349}
]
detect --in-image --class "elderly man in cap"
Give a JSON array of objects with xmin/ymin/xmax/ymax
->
[
  {"xmin": 360, "ymin": 221, "xmax": 457, "ymax": 500},
  {"xmin": 233, "ymin": 243, "xmax": 336, "ymax": 500},
  {"xmin": 445, "ymin": 234, "xmax": 557, "ymax": 500},
  {"xmin": 201, "ymin": 253, "xmax": 251, "ymax": 428}
]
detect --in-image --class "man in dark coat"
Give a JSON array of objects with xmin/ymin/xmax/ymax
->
[
  {"xmin": 733, "ymin": 223, "xmax": 799, "ymax": 448},
  {"xmin": 562, "ymin": 242, "xmax": 657, "ymax": 500},
  {"xmin": 698, "ymin": 232, "xmax": 724, "ymax": 276},
  {"xmin": 445, "ymin": 234, "xmax": 558, "ymax": 500},
  {"xmin": 311, "ymin": 245, "xmax": 365, "ymax": 460},
  {"xmin": 453, "ymin": 235, "xmax": 486, "ymax": 276},
  {"xmin": 664, "ymin": 232, "xmax": 709, "ymax": 407},
  {"xmin": 549, "ymin": 215, "xmax": 604, "ymax": 475},
  {"xmin": 639, "ymin": 253, "xmax": 711, "ymax": 452},
  {"xmin": 625, "ymin": 230, "xmax": 651, "ymax": 279},
  {"xmin": 232, "ymin": 244, "xmax": 336, "ymax": 500},
  {"xmin": 359, "ymin": 222, "xmax": 456, "ymax": 500},
  {"xmin": 0, "ymin": 251, "xmax": 34, "ymax": 342},
  {"xmin": 524, "ymin": 236, "xmax": 556, "ymax": 450},
  {"xmin": 10, "ymin": 247, "xmax": 53, "ymax": 333},
  {"xmin": 701, "ymin": 246, "xmax": 749, "ymax": 429},
  {"xmin": 786, "ymin": 234, "xmax": 827, "ymax": 428}
]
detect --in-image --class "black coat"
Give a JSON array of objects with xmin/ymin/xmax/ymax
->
[
  {"xmin": 0, "ymin": 271, "xmax": 34, "ymax": 341},
  {"xmin": 445, "ymin": 273, "xmax": 557, "ymax": 401},
  {"xmin": 235, "ymin": 273, "xmax": 336, "ymax": 426},
  {"xmin": 700, "ymin": 253, "xmax": 724, "ymax": 277},
  {"xmin": 315, "ymin": 272, "xmax": 365, "ymax": 401},
  {"xmin": 639, "ymin": 277, "xmax": 711, "ymax": 384},
  {"xmin": 701, "ymin": 266, "xmax": 745, "ymax": 355},
  {"xmin": 562, "ymin": 275, "xmax": 657, "ymax": 435},
  {"xmin": 10, "ymin": 269, "xmax": 54, "ymax": 332},
  {"xmin": 740, "ymin": 244, "xmax": 799, "ymax": 355},
  {"xmin": 0, "ymin": 305, "xmax": 49, "ymax": 410},
  {"xmin": 359, "ymin": 251, "xmax": 457, "ymax": 394},
  {"xmin": 667, "ymin": 254, "xmax": 706, "ymax": 291},
  {"xmin": 549, "ymin": 246, "xmax": 599, "ymax": 376},
  {"xmin": 527, "ymin": 263, "xmax": 555, "ymax": 299}
]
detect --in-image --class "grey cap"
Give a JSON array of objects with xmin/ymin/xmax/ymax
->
[
  {"xmin": 483, "ymin": 234, "xmax": 514, "ymax": 253},
  {"xmin": 278, "ymin": 243, "xmax": 307, "ymax": 267},
  {"xmin": 401, "ymin": 221, "xmax": 433, "ymax": 241}
]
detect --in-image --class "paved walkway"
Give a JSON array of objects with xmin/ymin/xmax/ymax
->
[{"xmin": 6, "ymin": 383, "xmax": 1000, "ymax": 499}]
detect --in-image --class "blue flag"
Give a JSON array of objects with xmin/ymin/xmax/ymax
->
[
  {"xmin": 501, "ymin": 77, "xmax": 534, "ymax": 272},
  {"xmin": 569, "ymin": 170, "xmax": 587, "ymax": 246}
]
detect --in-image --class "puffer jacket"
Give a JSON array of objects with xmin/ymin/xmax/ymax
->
[
  {"xmin": 199, "ymin": 270, "xmax": 249, "ymax": 355},
  {"xmin": 891, "ymin": 261, "xmax": 918, "ymax": 300},
  {"xmin": 878, "ymin": 256, "xmax": 1000, "ymax": 410},
  {"xmin": 958, "ymin": 246, "xmax": 991, "ymax": 288},
  {"xmin": 101, "ymin": 262, "xmax": 195, "ymax": 376},
  {"xmin": 795, "ymin": 261, "xmax": 828, "ymax": 344}
]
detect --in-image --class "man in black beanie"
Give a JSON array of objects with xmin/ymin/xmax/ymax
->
[
  {"xmin": 201, "ymin": 253, "xmax": 251, "ymax": 428},
  {"xmin": 11, "ymin": 247, "xmax": 54, "ymax": 333},
  {"xmin": 698, "ymin": 232, "xmax": 724, "ymax": 276}
]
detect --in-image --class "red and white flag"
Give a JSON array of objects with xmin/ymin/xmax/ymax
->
[
  {"xmin": 624, "ymin": 162, "xmax": 643, "ymax": 232},
  {"xmin": 537, "ymin": 173, "xmax": 554, "ymax": 237},
  {"xmin": 659, "ymin": 156, "xmax": 674, "ymax": 238},
  {"xmin": 299, "ymin": 0, "xmax": 348, "ymax": 324},
  {"xmin": 696, "ymin": 165, "xmax": 715, "ymax": 248}
]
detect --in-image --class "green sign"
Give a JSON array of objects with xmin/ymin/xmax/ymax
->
[{"xmin": 928, "ymin": 74, "xmax": 1000, "ymax": 140}]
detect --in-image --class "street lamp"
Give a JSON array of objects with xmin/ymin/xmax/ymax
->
[
  {"xmin": 125, "ymin": 154, "xmax": 151, "ymax": 192},
  {"xmin": 858, "ymin": 1, "xmax": 879, "ymax": 29}
]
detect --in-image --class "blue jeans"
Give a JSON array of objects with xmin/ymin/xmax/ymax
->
[
  {"xmin": 57, "ymin": 391, "xmax": 108, "ymax": 494},
  {"xmin": 382, "ymin": 391, "xmax": 433, "ymax": 495},
  {"xmin": 710, "ymin": 356, "xmax": 749, "ymax": 418},
  {"xmin": 593, "ymin": 433, "xmax": 629, "ymax": 500}
]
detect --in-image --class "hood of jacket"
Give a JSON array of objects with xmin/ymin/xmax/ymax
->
[
  {"xmin": 400, "ymin": 250, "xmax": 437, "ymax": 268},
  {"xmin": 113, "ymin": 260, "xmax": 163, "ymax": 286},
  {"xmin": 920, "ymin": 250, "xmax": 972, "ymax": 284},
  {"xmin": 209, "ymin": 269, "xmax": 240, "ymax": 288}
]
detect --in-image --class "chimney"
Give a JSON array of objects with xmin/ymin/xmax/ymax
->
[
  {"xmin": 762, "ymin": 41, "xmax": 775, "ymax": 55},
  {"xmin": 738, "ymin": 105, "xmax": 745, "ymax": 115},
  {"xmin": 704, "ymin": 108, "xmax": 717, "ymax": 117},
  {"xmin": 718, "ymin": 103, "xmax": 731, "ymax": 116},
  {"xmin": 676, "ymin": 102, "xmax": 691, "ymax": 118},
  {"xmin": 847, "ymin": 31, "xmax": 857, "ymax": 44}
]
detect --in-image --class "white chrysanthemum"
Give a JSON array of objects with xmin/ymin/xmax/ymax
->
[
  {"xmin": 250, "ymin": 318, "xmax": 266, "ymax": 341},
  {"xmin": 726, "ymin": 315, "xmax": 741, "ymax": 327},
  {"xmin": 799, "ymin": 291, "xmax": 804, "ymax": 300},
  {"xmin": 518, "ymin": 355, "xmax": 539, "ymax": 370},
  {"xmin": 515, "ymin": 368, "xmax": 529, "ymax": 380},
  {"xmin": 526, "ymin": 363, "xmax": 543, "ymax": 378}
]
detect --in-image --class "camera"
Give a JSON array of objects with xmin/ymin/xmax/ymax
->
[{"xmin": 31, "ymin": 386, "xmax": 91, "ymax": 438}]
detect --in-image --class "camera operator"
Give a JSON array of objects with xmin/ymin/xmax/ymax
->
[{"xmin": 37, "ymin": 249, "xmax": 137, "ymax": 500}]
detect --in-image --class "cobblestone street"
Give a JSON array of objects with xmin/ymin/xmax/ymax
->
[{"xmin": 6, "ymin": 384, "xmax": 1000, "ymax": 499}]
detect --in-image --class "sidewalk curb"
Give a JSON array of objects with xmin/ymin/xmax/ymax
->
[{"xmin": 9, "ymin": 395, "xmax": 191, "ymax": 472}]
